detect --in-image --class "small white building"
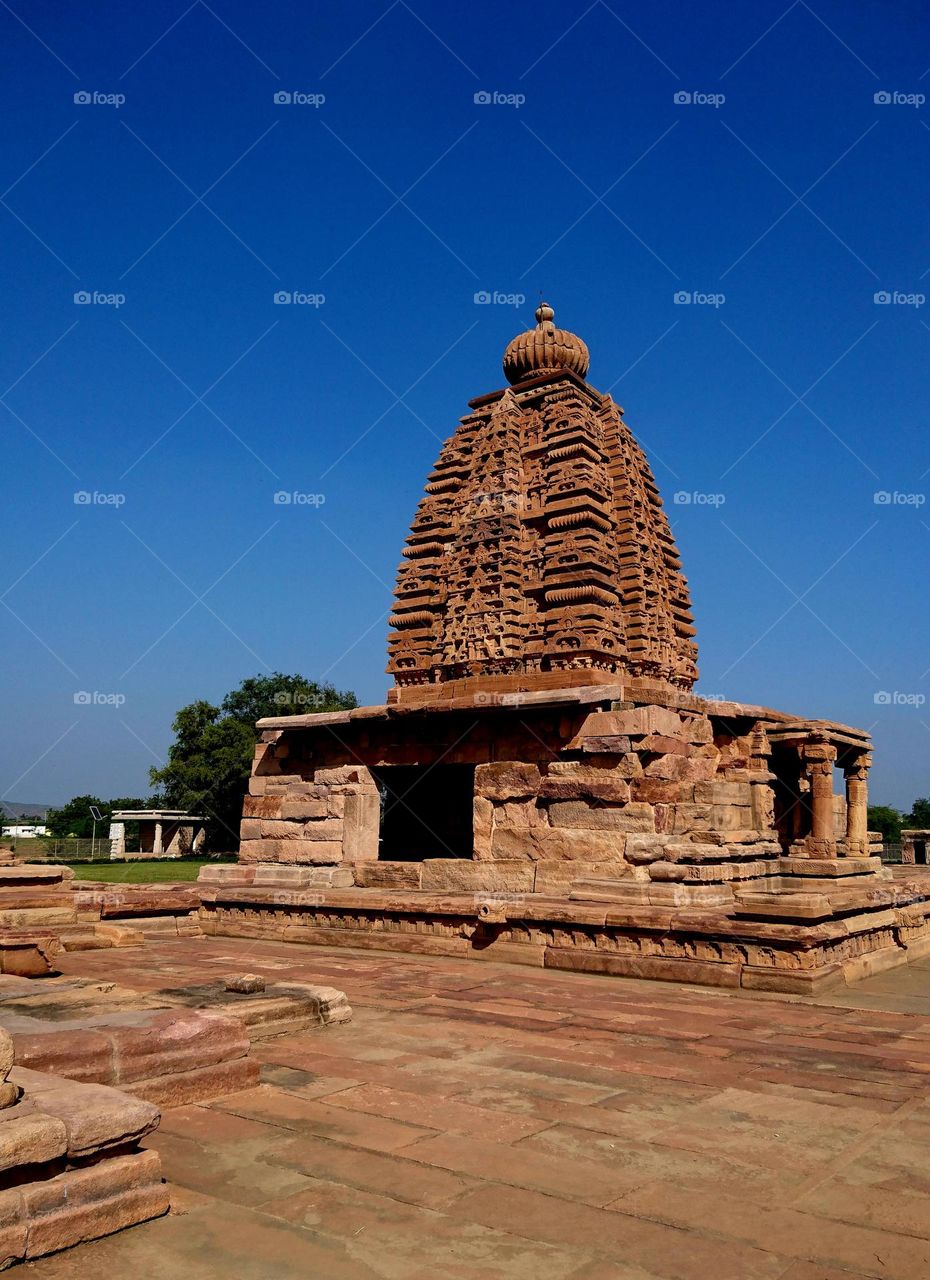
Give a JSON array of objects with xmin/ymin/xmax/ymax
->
[{"xmin": 1, "ymin": 824, "xmax": 48, "ymax": 839}]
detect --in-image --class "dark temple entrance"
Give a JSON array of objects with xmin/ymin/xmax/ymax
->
[{"xmin": 372, "ymin": 764, "xmax": 475, "ymax": 861}]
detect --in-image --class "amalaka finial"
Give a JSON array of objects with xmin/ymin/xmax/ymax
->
[{"xmin": 502, "ymin": 300, "xmax": 590, "ymax": 385}]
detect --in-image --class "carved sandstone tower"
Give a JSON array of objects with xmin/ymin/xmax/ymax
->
[{"xmin": 387, "ymin": 303, "xmax": 697, "ymax": 700}]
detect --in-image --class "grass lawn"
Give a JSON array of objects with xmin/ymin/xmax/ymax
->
[{"xmin": 60, "ymin": 859, "xmax": 223, "ymax": 882}]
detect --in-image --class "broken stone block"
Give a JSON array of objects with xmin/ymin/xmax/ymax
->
[{"xmin": 224, "ymin": 974, "xmax": 266, "ymax": 994}]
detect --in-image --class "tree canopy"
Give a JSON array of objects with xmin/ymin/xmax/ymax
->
[
  {"xmin": 904, "ymin": 797, "xmax": 930, "ymax": 829},
  {"xmin": 45, "ymin": 795, "xmax": 148, "ymax": 838},
  {"xmin": 867, "ymin": 804, "xmax": 902, "ymax": 844},
  {"xmin": 149, "ymin": 673, "xmax": 357, "ymax": 851}
]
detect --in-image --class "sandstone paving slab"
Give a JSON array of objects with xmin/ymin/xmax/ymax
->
[
  {"xmin": 321, "ymin": 1081, "xmax": 553, "ymax": 1142},
  {"xmin": 19, "ymin": 1195, "xmax": 387, "ymax": 1280},
  {"xmin": 37, "ymin": 938, "xmax": 930, "ymax": 1278},
  {"xmin": 267, "ymin": 1133, "xmax": 481, "ymax": 1210},
  {"xmin": 446, "ymin": 1183, "xmax": 788, "ymax": 1280},
  {"xmin": 211, "ymin": 1083, "xmax": 437, "ymax": 1153},
  {"xmin": 390, "ymin": 1131, "xmax": 640, "ymax": 1206},
  {"xmin": 259, "ymin": 1177, "xmax": 601, "ymax": 1279},
  {"xmin": 141, "ymin": 1127, "xmax": 313, "ymax": 1209},
  {"xmin": 610, "ymin": 1182, "xmax": 930, "ymax": 1279}
]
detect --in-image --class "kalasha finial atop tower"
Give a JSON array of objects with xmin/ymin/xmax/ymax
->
[{"xmin": 502, "ymin": 300, "xmax": 590, "ymax": 385}]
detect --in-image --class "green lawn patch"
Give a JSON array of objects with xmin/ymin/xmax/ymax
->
[{"xmin": 60, "ymin": 859, "xmax": 223, "ymax": 883}]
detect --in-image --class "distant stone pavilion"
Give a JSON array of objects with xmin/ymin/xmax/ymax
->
[{"xmin": 199, "ymin": 304, "xmax": 930, "ymax": 993}]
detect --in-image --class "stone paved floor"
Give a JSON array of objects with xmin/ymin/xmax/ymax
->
[{"xmin": 21, "ymin": 937, "xmax": 930, "ymax": 1279}]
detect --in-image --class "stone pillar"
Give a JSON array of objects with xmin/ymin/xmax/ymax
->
[
  {"xmin": 843, "ymin": 751, "xmax": 871, "ymax": 857},
  {"xmin": 153, "ymin": 821, "xmax": 163, "ymax": 855},
  {"xmin": 901, "ymin": 831, "xmax": 916, "ymax": 864},
  {"xmin": 802, "ymin": 738, "xmax": 837, "ymax": 857}
]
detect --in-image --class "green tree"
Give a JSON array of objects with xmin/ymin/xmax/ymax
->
[
  {"xmin": 149, "ymin": 673, "xmax": 356, "ymax": 851},
  {"xmin": 46, "ymin": 795, "xmax": 106, "ymax": 838},
  {"xmin": 867, "ymin": 805, "xmax": 902, "ymax": 843},
  {"xmin": 46, "ymin": 795, "xmax": 150, "ymax": 839},
  {"xmin": 904, "ymin": 797, "xmax": 930, "ymax": 828}
]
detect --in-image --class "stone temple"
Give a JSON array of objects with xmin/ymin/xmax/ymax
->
[{"xmin": 202, "ymin": 303, "xmax": 930, "ymax": 994}]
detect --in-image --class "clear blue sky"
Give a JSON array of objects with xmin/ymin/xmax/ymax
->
[{"xmin": 2, "ymin": 0, "xmax": 928, "ymax": 810}]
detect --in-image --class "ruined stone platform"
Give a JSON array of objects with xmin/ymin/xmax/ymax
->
[
  {"xmin": 0, "ymin": 972, "xmax": 352, "ymax": 1107},
  {"xmin": 18, "ymin": 935, "xmax": 930, "ymax": 1279}
]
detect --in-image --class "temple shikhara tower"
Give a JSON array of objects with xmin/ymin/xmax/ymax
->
[
  {"xmin": 201, "ymin": 304, "xmax": 930, "ymax": 994},
  {"xmin": 387, "ymin": 303, "xmax": 697, "ymax": 698}
]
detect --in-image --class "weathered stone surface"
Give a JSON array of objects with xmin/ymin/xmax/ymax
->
[
  {"xmin": 547, "ymin": 801, "xmax": 654, "ymax": 832},
  {"xmin": 534, "ymin": 860, "xmax": 632, "ymax": 895},
  {"xmin": 474, "ymin": 762, "xmax": 541, "ymax": 801},
  {"xmin": 239, "ymin": 839, "xmax": 343, "ymax": 863},
  {"xmin": 420, "ymin": 861, "xmax": 536, "ymax": 894},
  {"xmin": 488, "ymin": 828, "xmax": 626, "ymax": 863},
  {"xmin": 537, "ymin": 777, "xmax": 631, "ymax": 803},
  {"xmin": 11, "ymin": 1070, "xmax": 160, "ymax": 1157},
  {"xmin": 0, "ymin": 1110, "xmax": 67, "ymax": 1171},
  {"xmin": 224, "ymin": 974, "xmax": 265, "ymax": 993},
  {"xmin": 350, "ymin": 862, "xmax": 422, "ymax": 889}
]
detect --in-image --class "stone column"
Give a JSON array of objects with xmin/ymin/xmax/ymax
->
[
  {"xmin": 802, "ymin": 738, "xmax": 837, "ymax": 857},
  {"xmin": 843, "ymin": 751, "xmax": 871, "ymax": 858},
  {"xmin": 153, "ymin": 821, "xmax": 163, "ymax": 855}
]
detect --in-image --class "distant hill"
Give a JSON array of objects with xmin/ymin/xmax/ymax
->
[{"xmin": 0, "ymin": 802, "xmax": 51, "ymax": 820}]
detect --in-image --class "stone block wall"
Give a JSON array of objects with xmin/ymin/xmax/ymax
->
[
  {"xmin": 240, "ymin": 751, "xmax": 380, "ymax": 865},
  {"xmin": 237, "ymin": 701, "xmax": 791, "ymax": 894}
]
